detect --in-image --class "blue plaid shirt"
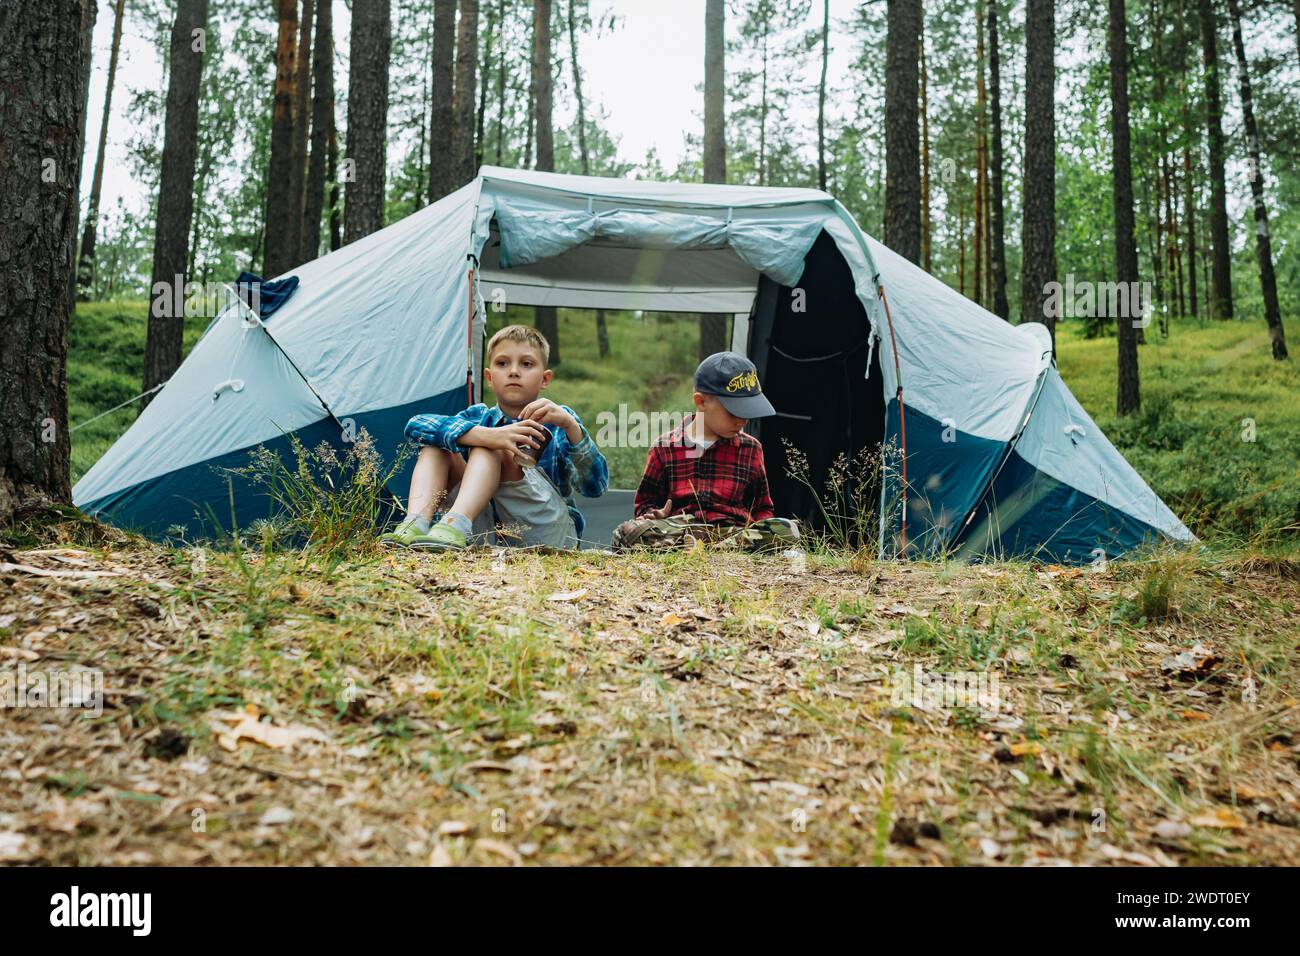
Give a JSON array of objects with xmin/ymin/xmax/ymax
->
[{"xmin": 404, "ymin": 403, "xmax": 609, "ymax": 535}]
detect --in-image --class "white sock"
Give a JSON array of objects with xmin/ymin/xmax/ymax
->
[
  {"xmin": 440, "ymin": 511, "xmax": 472, "ymax": 536},
  {"xmin": 403, "ymin": 514, "xmax": 431, "ymax": 534}
]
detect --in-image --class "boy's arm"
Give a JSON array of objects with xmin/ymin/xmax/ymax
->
[
  {"xmin": 745, "ymin": 443, "xmax": 776, "ymax": 521},
  {"xmin": 561, "ymin": 406, "xmax": 609, "ymax": 499},
  {"xmin": 404, "ymin": 404, "xmax": 490, "ymax": 452},
  {"xmin": 633, "ymin": 446, "xmax": 669, "ymax": 517}
]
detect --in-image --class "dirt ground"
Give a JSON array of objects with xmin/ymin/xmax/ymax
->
[{"xmin": 2, "ymin": 527, "xmax": 1298, "ymax": 866}]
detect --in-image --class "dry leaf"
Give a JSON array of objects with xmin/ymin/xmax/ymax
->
[
  {"xmin": 1180, "ymin": 710, "xmax": 1211, "ymax": 721},
  {"xmin": 1188, "ymin": 808, "xmax": 1246, "ymax": 829},
  {"xmin": 438, "ymin": 820, "xmax": 471, "ymax": 836},
  {"xmin": 659, "ymin": 611, "xmax": 688, "ymax": 628},
  {"xmin": 547, "ymin": 589, "xmax": 588, "ymax": 603},
  {"xmin": 205, "ymin": 710, "xmax": 329, "ymax": 751},
  {"xmin": 1010, "ymin": 742, "xmax": 1044, "ymax": 758},
  {"xmin": 475, "ymin": 838, "xmax": 523, "ymax": 866},
  {"xmin": 429, "ymin": 843, "xmax": 454, "ymax": 867}
]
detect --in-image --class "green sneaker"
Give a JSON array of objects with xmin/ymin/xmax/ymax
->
[
  {"xmin": 379, "ymin": 519, "xmax": 429, "ymax": 549},
  {"xmin": 408, "ymin": 520, "xmax": 468, "ymax": 551}
]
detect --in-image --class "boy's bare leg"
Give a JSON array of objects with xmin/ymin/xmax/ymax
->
[
  {"xmin": 407, "ymin": 446, "xmax": 466, "ymax": 522},
  {"xmin": 448, "ymin": 447, "xmax": 523, "ymax": 522}
]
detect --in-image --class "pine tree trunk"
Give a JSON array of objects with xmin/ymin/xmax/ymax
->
[
  {"xmin": 452, "ymin": 0, "xmax": 480, "ymax": 187},
  {"xmin": 988, "ymin": 0, "xmax": 1009, "ymax": 319},
  {"xmin": 974, "ymin": 0, "xmax": 986, "ymax": 308},
  {"xmin": 495, "ymin": 0, "xmax": 506, "ymax": 164},
  {"xmin": 302, "ymin": 0, "xmax": 333, "ymax": 264},
  {"xmin": 1226, "ymin": 0, "xmax": 1288, "ymax": 359},
  {"xmin": 69, "ymin": 0, "xmax": 96, "ymax": 311},
  {"xmin": 1198, "ymin": 0, "xmax": 1233, "ymax": 320},
  {"xmin": 77, "ymin": 0, "xmax": 126, "ymax": 300},
  {"xmin": 1019, "ymin": 0, "xmax": 1056, "ymax": 351},
  {"xmin": 568, "ymin": 0, "xmax": 607, "ymax": 358},
  {"xmin": 1109, "ymin": 0, "xmax": 1140, "ymax": 415},
  {"xmin": 286, "ymin": 0, "xmax": 314, "ymax": 267},
  {"xmin": 531, "ymin": 0, "xmax": 552, "ymax": 172},
  {"xmin": 817, "ymin": 0, "xmax": 830, "ymax": 191},
  {"xmin": 529, "ymin": 0, "xmax": 558, "ymax": 363},
  {"xmin": 0, "ymin": 0, "xmax": 88, "ymax": 521},
  {"xmin": 143, "ymin": 0, "xmax": 209, "ymax": 409},
  {"xmin": 1180, "ymin": 0, "xmax": 1199, "ymax": 320},
  {"xmin": 919, "ymin": 16, "xmax": 931, "ymax": 273},
  {"xmin": 958, "ymin": 202, "xmax": 967, "ymax": 296},
  {"xmin": 1164, "ymin": 154, "xmax": 1181, "ymax": 328},
  {"xmin": 328, "ymin": 104, "xmax": 342, "ymax": 252},
  {"xmin": 264, "ymin": 0, "xmax": 298, "ymax": 276},
  {"xmin": 701, "ymin": 0, "xmax": 728, "ymax": 360},
  {"xmin": 884, "ymin": 0, "xmax": 921, "ymax": 265},
  {"xmin": 476, "ymin": 3, "xmax": 495, "ymax": 171},
  {"xmin": 428, "ymin": 0, "xmax": 456, "ymax": 201},
  {"xmin": 344, "ymin": 0, "xmax": 391, "ymax": 245}
]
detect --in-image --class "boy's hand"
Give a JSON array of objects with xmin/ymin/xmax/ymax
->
[
  {"xmin": 521, "ymin": 398, "xmax": 584, "ymax": 444},
  {"xmin": 643, "ymin": 499, "xmax": 674, "ymax": 519},
  {"xmin": 463, "ymin": 420, "xmax": 549, "ymax": 452},
  {"xmin": 520, "ymin": 397, "xmax": 575, "ymax": 429}
]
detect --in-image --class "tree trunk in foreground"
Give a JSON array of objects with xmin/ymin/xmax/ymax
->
[{"xmin": 0, "ymin": 0, "xmax": 88, "ymax": 522}]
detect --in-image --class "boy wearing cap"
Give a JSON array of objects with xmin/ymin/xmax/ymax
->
[{"xmin": 613, "ymin": 351, "xmax": 799, "ymax": 552}]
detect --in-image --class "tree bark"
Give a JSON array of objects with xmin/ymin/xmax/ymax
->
[
  {"xmin": 428, "ymin": 0, "xmax": 456, "ymax": 201},
  {"xmin": 0, "ymin": 0, "xmax": 89, "ymax": 521},
  {"xmin": 1019, "ymin": 0, "xmax": 1056, "ymax": 352},
  {"xmin": 328, "ymin": 104, "xmax": 342, "ymax": 252},
  {"xmin": 701, "ymin": 0, "xmax": 728, "ymax": 360},
  {"xmin": 919, "ymin": 14, "xmax": 931, "ymax": 273},
  {"xmin": 264, "ymin": 0, "xmax": 298, "ymax": 276},
  {"xmin": 974, "ymin": 0, "xmax": 987, "ymax": 307},
  {"xmin": 988, "ymin": 0, "xmax": 1009, "ymax": 319},
  {"xmin": 302, "ymin": 0, "xmax": 333, "ymax": 264},
  {"xmin": 286, "ymin": 0, "xmax": 314, "ymax": 267},
  {"xmin": 1109, "ymin": 0, "xmax": 1140, "ymax": 414},
  {"xmin": 532, "ymin": 0, "xmax": 553, "ymax": 172},
  {"xmin": 476, "ymin": 1, "xmax": 495, "ymax": 171},
  {"xmin": 495, "ymin": 0, "xmax": 506, "ymax": 164},
  {"xmin": 1226, "ymin": 0, "xmax": 1288, "ymax": 359},
  {"xmin": 1180, "ymin": 0, "xmax": 1199, "ymax": 320},
  {"xmin": 884, "ymin": 0, "xmax": 921, "ymax": 265},
  {"xmin": 817, "ymin": 0, "xmax": 830, "ymax": 191},
  {"xmin": 1198, "ymin": 0, "xmax": 1233, "ymax": 319},
  {"xmin": 77, "ymin": 0, "xmax": 126, "ymax": 301},
  {"xmin": 568, "ymin": 0, "xmax": 608, "ymax": 358},
  {"xmin": 530, "ymin": 0, "xmax": 558, "ymax": 362},
  {"xmin": 143, "ymin": 0, "xmax": 209, "ymax": 408},
  {"xmin": 344, "ymin": 0, "xmax": 391, "ymax": 245},
  {"xmin": 452, "ymin": 0, "xmax": 480, "ymax": 187}
]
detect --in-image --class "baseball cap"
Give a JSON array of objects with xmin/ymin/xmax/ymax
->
[{"xmin": 694, "ymin": 351, "xmax": 776, "ymax": 419}]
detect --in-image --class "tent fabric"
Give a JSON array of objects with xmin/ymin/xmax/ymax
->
[
  {"xmin": 74, "ymin": 165, "xmax": 1194, "ymax": 561},
  {"xmin": 234, "ymin": 271, "xmax": 300, "ymax": 319}
]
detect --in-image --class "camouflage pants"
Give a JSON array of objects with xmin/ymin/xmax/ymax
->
[{"xmin": 611, "ymin": 515, "xmax": 800, "ymax": 553}]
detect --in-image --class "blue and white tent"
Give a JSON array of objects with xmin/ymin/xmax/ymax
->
[{"xmin": 74, "ymin": 166, "xmax": 1194, "ymax": 561}]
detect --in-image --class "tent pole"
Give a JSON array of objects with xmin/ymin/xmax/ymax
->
[{"xmin": 877, "ymin": 281, "xmax": 907, "ymax": 554}]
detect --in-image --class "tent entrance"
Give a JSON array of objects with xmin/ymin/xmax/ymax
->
[{"xmin": 747, "ymin": 230, "xmax": 884, "ymax": 542}]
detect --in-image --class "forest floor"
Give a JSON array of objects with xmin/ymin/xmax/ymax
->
[{"xmin": 3, "ymin": 517, "xmax": 1298, "ymax": 866}]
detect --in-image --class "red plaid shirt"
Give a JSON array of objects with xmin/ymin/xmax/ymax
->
[{"xmin": 634, "ymin": 417, "xmax": 775, "ymax": 524}]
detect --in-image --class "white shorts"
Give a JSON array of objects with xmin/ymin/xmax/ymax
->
[{"xmin": 444, "ymin": 466, "xmax": 577, "ymax": 549}]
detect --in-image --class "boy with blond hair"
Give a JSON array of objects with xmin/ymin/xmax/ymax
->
[{"xmin": 381, "ymin": 325, "xmax": 608, "ymax": 550}]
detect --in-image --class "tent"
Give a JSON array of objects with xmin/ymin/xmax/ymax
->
[{"xmin": 73, "ymin": 166, "xmax": 1194, "ymax": 562}]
